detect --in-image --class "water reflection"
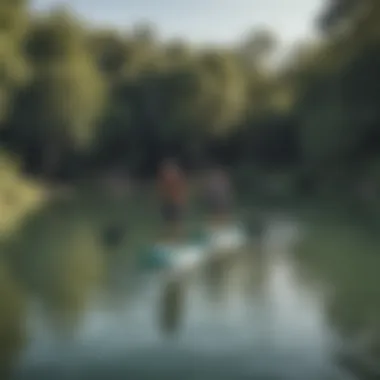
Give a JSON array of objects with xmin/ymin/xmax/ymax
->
[
  {"xmin": 0, "ymin": 260, "xmax": 26, "ymax": 379},
  {"xmin": 5, "ymin": 204, "xmax": 105, "ymax": 337},
  {"xmin": 204, "ymin": 254, "xmax": 237, "ymax": 304},
  {"xmin": 160, "ymin": 278, "xmax": 185, "ymax": 336},
  {"xmin": 4, "ymin": 200, "xmax": 379, "ymax": 379},
  {"xmin": 295, "ymin": 219, "xmax": 380, "ymax": 378},
  {"xmin": 295, "ymin": 222, "xmax": 380, "ymax": 338}
]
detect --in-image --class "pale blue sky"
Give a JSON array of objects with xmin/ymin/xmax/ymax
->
[{"xmin": 31, "ymin": 0, "xmax": 323, "ymax": 46}]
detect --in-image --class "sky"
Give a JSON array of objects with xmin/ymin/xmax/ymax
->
[{"xmin": 31, "ymin": 0, "xmax": 324, "ymax": 46}]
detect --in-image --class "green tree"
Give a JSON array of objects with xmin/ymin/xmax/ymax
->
[
  {"xmin": 292, "ymin": 0, "xmax": 380, "ymax": 171},
  {"xmin": 0, "ymin": 0, "xmax": 29, "ymax": 123},
  {"xmin": 10, "ymin": 8, "xmax": 105, "ymax": 177}
]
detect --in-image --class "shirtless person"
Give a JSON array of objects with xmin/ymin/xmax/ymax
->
[{"xmin": 157, "ymin": 159, "xmax": 187, "ymax": 241}]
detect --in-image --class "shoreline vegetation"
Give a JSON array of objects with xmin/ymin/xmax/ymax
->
[
  {"xmin": 0, "ymin": 1, "xmax": 380, "ymax": 196},
  {"xmin": 0, "ymin": 152, "xmax": 47, "ymax": 241},
  {"xmin": 2, "ymin": 162, "xmax": 379, "ymax": 243}
]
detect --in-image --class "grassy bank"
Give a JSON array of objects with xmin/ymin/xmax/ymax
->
[{"xmin": 0, "ymin": 151, "xmax": 49, "ymax": 241}]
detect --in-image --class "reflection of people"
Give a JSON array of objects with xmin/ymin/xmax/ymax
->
[
  {"xmin": 203, "ymin": 165, "xmax": 233, "ymax": 225},
  {"xmin": 160, "ymin": 279, "xmax": 184, "ymax": 336},
  {"xmin": 157, "ymin": 159, "xmax": 187, "ymax": 240}
]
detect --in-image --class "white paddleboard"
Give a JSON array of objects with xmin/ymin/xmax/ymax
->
[
  {"xmin": 159, "ymin": 223, "xmax": 247, "ymax": 274},
  {"xmin": 152, "ymin": 243, "xmax": 206, "ymax": 272},
  {"xmin": 207, "ymin": 223, "xmax": 247, "ymax": 252}
]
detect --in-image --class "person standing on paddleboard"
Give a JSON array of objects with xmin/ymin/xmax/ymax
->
[
  {"xmin": 203, "ymin": 165, "xmax": 233, "ymax": 226},
  {"xmin": 158, "ymin": 159, "xmax": 187, "ymax": 240}
]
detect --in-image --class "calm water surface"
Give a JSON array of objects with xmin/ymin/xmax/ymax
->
[{"xmin": 1, "ymin": 198, "xmax": 378, "ymax": 380}]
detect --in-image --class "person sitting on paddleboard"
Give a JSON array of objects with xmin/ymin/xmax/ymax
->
[
  {"xmin": 203, "ymin": 165, "xmax": 233, "ymax": 225},
  {"xmin": 158, "ymin": 159, "xmax": 187, "ymax": 239}
]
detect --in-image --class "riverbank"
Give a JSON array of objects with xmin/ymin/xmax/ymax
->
[
  {"xmin": 2, "ymin": 158, "xmax": 378, "ymax": 246},
  {"xmin": 0, "ymin": 157, "xmax": 48, "ymax": 241}
]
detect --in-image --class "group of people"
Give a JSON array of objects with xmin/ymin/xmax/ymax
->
[
  {"xmin": 157, "ymin": 159, "xmax": 233, "ymax": 241},
  {"xmin": 103, "ymin": 158, "xmax": 234, "ymax": 247}
]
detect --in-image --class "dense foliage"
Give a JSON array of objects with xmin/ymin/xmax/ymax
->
[{"xmin": 0, "ymin": 0, "xmax": 379, "ymax": 195}]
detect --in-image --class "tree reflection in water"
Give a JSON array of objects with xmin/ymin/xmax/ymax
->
[
  {"xmin": 0, "ymin": 260, "xmax": 26, "ymax": 379},
  {"xmin": 5, "ymin": 206, "xmax": 105, "ymax": 337}
]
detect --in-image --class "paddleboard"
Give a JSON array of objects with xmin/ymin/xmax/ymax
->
[
  {"xmin": 139, "ymin": 223, "xmax": 248, "ymax": 271},
  {"xmin": 207, "ymin": 223, "xmax": 247, "ymax": 251}
]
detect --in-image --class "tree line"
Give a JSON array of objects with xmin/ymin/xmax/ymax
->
[{"xmin": 1, "ymin": 0, "xmax": 380, "ymax": 196}]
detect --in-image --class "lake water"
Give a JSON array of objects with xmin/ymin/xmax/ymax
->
[{"xmin": 1, "ymin": 195, "xmax": 379, "ymax": 380}]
